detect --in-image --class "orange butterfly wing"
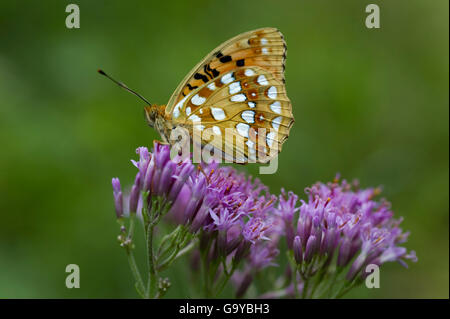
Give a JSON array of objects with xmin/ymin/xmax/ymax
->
[{"xmin": 165, "ymin": 28, "xmax": 293, "ymax": 163}]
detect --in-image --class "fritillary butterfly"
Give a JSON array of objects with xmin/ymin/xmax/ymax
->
[{"xmin": 101, "ymin": 27, "xmax": 294, "ymax": 164}]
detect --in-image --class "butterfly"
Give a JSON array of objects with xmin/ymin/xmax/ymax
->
[{"xmin": 100, "ymin": 27, "xmax": 294, "ymax": 164}]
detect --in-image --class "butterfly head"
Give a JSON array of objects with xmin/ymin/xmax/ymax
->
[
  {"xmin": 144, "ymin": 104, "xmax": 173, "ymax": 142},
  {"xmin": 144, "ymin": 104, "xmax": 165, "ymax": 127}
]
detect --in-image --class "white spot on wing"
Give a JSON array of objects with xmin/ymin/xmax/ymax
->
[
  {"xmin": 241, "ymin": 110, "xmax": 255, "ymax": 124},
  {"xmin": 194, "ymin": 125, "xmax": 205, "ymax": 131},
  {"xmin": 173, "ymin": 106, "xmax": 181, "ymax": 118},
  {"xmin": 221, "ymin": 73, "xmax": 235, "ymax": 84},
  {"xmin": 262, "ymin": 47, "xmax": 269, "ymax": 54},
  {"xmin": 236, "ymin": 123, "xmax": 250, "ymax": 138},
  {"xmin": 261, "ymin": 38, "xmax": 268, "ymax": 45},
  {"xmin": 245, "ymin": 69, "xmax": 255, "ymax": 77},
  {"xmin": 270, "ymin": 101, "xmax": 281, "ymax": 114},
  {"xmin": 192, "ymin": 94, "xmax": 206, "ymax": 105},
  {"xmin": 272, "ymin": 116, "xmax": 282, "ymax": 132},
  {"xmin": 257, "ymin": 75, "xmax": 269, "ymax": 86},
  {"xmin": 211, "ymin": 107, "xmax": 226, "ymax": 120},
  {"xmin": 207, "ymin": 82, "xmax": 216, "ymax": 91},
  {"xmin": 266, "ymin": 131, "xmax": 276, "ymax": 147},
  {"xmin": 229, "ymin": 82, "xmax": 241, "ymax": 95},
  {"xmin": 186, "ymin": 107, "xmax": 191, "ymax": 116},
  {"xmin": 212, "ymin": 126, "xmax": 221, "ymax": 135},
  {"xmin": 173, "ymin": 95, "xmax": 188, "ymax": 118},
  {"xmin": 268, "ymin": 86, "xmax": 277, "ymax": 99},
  {"xmin": 231, "ymin": 94, "xmax": 246, "ymax": 102},
  {"xmin": 248, "ymin": 102, "xmax": 256, "ymax": 108},
  {"xmin": 246, "ymin": 140, "xmax": 256, "ymax": 154},
  {"xmin": 189, "ymin": 114, "xmax": 201, "ymax": 122}
]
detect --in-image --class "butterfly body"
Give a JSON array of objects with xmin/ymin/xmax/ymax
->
[{"xmin": 143, "ymin": 27, "xmax": 294, "ymax": 163}]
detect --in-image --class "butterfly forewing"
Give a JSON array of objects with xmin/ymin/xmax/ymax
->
[
  {"xmin": 166, "ymin": 27, "xmax": 287, "ymax": 111},
  {"xmin": 165, "ymin": 27, "xmax": 293, "ymax": 163}
]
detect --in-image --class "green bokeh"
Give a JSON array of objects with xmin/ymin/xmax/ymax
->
[{"xmin": 0, "ymin": 0, "xmax": 447, "ymax": 298}]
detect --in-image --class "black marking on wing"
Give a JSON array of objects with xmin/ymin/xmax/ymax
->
[
  {"xmin": 194, "ymin": 72, "xmax": 209, "ymax": 83},
  {"xmin": 219, "ymin": 55, "xmax": 232, "ymax": 63},
  {"xmin": 204, "ymin": 64, "xmax": 214, "ymax": 79},
  {"xmin": 211, "ymin": 68, "xmax": 220, "ymax": 77}
]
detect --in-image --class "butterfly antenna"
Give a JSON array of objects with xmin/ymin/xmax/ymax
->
[{"xmin": 97, "ymin": 69, "xmax": 151, "ymax": 105}]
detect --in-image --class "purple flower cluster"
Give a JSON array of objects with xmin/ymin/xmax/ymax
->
[
  {"xmin": 112, "ymin": 142, "xmax": 276, "ymax": 255},
  {"xmin": 287, "ymin": 177, "xmax": 417, "ymax": 282},
  {"xmin": 172, "ymin": 161, "xmax": 278, "ymax": 266},
  {"xmin": 111, "ymin": 143, "xmax": 417, "ymax": 298}
]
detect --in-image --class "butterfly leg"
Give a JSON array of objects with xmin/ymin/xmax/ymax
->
[{"xmin": 153, "ymin": 139, "xmax": 170, "ymax": 146}]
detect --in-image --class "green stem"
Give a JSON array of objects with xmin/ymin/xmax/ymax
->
[
  {"xmin": 301, "ymin": 275, "xmax": 309, "ymax": 299},
  {"xmin": 287, "ymin": 251, "xmax": 300, "ymax": 299},
  {"xmin": 213, "ymin": 262, "xmax": 236, "ymax": 297},
  {"xmin": 146, "ymin": 222, "xmax": 158, "ymax": 298},
  {"xmin": 175, "ymin": 239, "xmax": 197, "ymax": 259},
  {"xmin": 207, "ymin": 259, "xmax": 220, "ymax": 295},
  {"xmin": 333, "ymin": 280, "xmax": 357, "ymax": 299},
  {"xmin": 125, "ymin": 215, "xmax": 145, "ymax": 297},
  {"xmin": 214, "ymin": 274, "xmax": 230, "ymax": 297},
  {"xmin": 202, "ymin": 255, "xmax": 211, "ymax": 297},
  {"xmin": 299, "ymin": 255, "xmax": 317, "ymax": 299},
  {"xmin": 128, "ymin": 215, "xmax": 135, "ymax": 237},
  {"xmin": 328, "ymin": 268, "xmax": 344, "ymax": 298},
  {"xmin": 293, "ymin": 266, "xmax": 299, "ymax": 298},
  {"xmin": 309, "ymin": 257, "xmax": 329, "ymax": 298},
  {"xmin": 126, "ymin": 250, "xmax": 145, "ymax": 297},
  {"xmin": 200, "ymin": 239, "xmax": 213, "ymax": 298}
]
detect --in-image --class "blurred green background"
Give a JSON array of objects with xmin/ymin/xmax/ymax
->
[{"xmin": 0, "ymin": 0, "xmax": 448, "ymax": 298}]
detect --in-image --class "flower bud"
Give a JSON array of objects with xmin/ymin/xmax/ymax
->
[
  {"xmin": 304, "ymin": 235, "xmax": 317, "ymax": 263},
  {"xmin": 129, "ymin": 173, "xmax": 141, "ymax": 214},
  {"xmin": 112, "ymin": 178, "xmax": 123, "ymax": 218},
  {"xmin": 293, "ymin": 236, "xmax": 303, "ymax": 265}
]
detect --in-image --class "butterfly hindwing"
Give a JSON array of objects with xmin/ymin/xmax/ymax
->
[{"xmin": 170, "ymin": 66, "xmax": 293, "ymax": 163}]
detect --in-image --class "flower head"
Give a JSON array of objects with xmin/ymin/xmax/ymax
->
[
  {"xmin": 291, "ymin": 177, "xmax": 417, "ymax": 282},
  {"xmin": 276, "ymin": 189, "xmax": 300, "ymax": 248},
  {"xmin": 112, "ymin": 143, "xmax": 276, "ymax": 246}
]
